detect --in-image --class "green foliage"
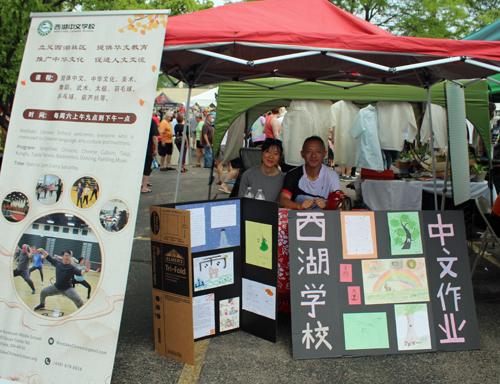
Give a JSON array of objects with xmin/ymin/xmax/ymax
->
[
  {"xmin": 394, "ymin": 236, "xmax": 404, "ymax": 245},
  {"xmin": 470, "ymin": 162, "xmax": 488, "ymax": 173},
  {"xmin": 400, "ymin": 214, "xmax": 410, "ymax": 223},
  {"xmin": 390, "ymin": 219, "xmax": 400, "ymax": 227},
  {"xmin": 396, "ymin": 228, "xmax": 406, "ymax": 237},
  {"xmin": 328, "ymin": 0, "xmax": 488, "ymax": 39}
]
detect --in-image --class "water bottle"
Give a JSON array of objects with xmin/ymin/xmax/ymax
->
[
  {"xmin": 244, "ymin": 187, "xmax": 254, "ymax": 199},
  {"xmin": 152, "ymin": 157, "xmax": 160, "ymax": 170},
  {"xmin": 255, "ymin": 189, "xmax": 265, "ymax": 200}
]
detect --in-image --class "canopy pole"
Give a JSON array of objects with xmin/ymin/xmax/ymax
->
[
  {"xmin": 174, "ymin": 86, "xmax": 192, "ymax": 203},
  {"xmin": 426, "ymin": 85, "xmax": 439, "ymax": 210},
  {"xmin": 441, "ymin": 141, "xmax": 450, "ymax": 210}
]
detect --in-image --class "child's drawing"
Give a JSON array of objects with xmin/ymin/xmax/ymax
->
[
  {"xmin": 387, "ymin": 212, "xmax": 423, "ymax": 255},
  {"xmin": 362, "ymin": 258, "xmax": 429, "ymax": 305},
  {"xmin": 395, "ymin": 303, "xmax": 432, "ymax": 350},
  {"xmin": 194, "ymin": 252, "xmax": 234, "ymax": 292}
]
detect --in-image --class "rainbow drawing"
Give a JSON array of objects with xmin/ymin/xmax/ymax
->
[{"xmin": 372, "ymin": 269, "xmax": 422, "ymax": 293}]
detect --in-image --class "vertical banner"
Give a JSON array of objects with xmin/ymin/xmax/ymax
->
[{"xmin": 0, "ymin": 10, "xmax": 168, "ymax": 383}]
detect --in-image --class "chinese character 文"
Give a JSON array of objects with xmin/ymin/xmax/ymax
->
[
  {"xmin": 297, "ymin": 247, "xmax": 329, "ymax": 275},
  {"xmin": 437, "ymin": 257, "xmax": 458, "ymax": 279},
  {"xmin": 301, "ymin": 284, "xmax": 326, "ymax": 318},
  {"xmin": 302, "ymin": 321, "xmax": 332, "ymax": 350}
]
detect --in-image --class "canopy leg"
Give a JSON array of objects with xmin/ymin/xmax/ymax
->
[
  {"xmin": 174, "ymin": 86, "xmax": 192, "ymax": 203},
  {"xmin": 427, "ymin": 86, "xmax": 438, "ymax": 210}
]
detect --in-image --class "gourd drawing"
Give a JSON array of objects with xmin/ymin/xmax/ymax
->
[{"xmin": 260, "ymin": 235, "xmax": 268, "ymax": 252}]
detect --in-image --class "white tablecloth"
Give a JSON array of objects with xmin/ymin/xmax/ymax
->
[
  {"xmin": 421, "ymin": 180, "xmax": 495, "ymax": 204},
  {"xmin": 357, "ymin": 179, "xmax": 495, "ymax": 211},
  {"xmin": 360, "ymin": 180, "xmax": 423, "ymax": 211}
]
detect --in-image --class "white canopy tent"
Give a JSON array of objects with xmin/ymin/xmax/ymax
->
[{"xmin": 190, "ymin": 87, "xmax": 218, "ymax": 107}]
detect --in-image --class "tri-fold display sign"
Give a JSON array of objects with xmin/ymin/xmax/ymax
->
[{"xmin": 150, "ymin": 198, "xmax": 279, "ymax": 364}]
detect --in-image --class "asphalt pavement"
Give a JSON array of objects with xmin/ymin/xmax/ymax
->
[{"xmin": 111, "ymin": 159, "xmax": 500, "ymax": 384}]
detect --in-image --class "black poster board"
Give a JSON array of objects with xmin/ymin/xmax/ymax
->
[
  {"xmin": 288, "ymin": 210, "xmax": 480, "ymax": 360},
  {"xmin": 150, "ymin": 198, "xmax": 278, "ymax": 363}
]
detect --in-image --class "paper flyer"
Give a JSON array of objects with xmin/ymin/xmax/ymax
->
[{"xmin": 0, "ymin": 10, "xmax": 168, "ymax": 383}]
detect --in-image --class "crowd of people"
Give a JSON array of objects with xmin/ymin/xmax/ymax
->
[{"xmin": 142, "ymin": 105, "xmax": 216, "ymax": 194}]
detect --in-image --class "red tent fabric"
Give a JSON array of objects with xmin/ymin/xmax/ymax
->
[{"xmin": 162, "ymin": 0, "xmax": 500, "ymax": 87}]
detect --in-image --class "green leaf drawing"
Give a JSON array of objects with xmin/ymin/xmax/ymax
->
[
  {"xmin": 390, "ymin": 219, "xmax": 400, "ymax": 228},
  {"xmin": 394, "ymin": 237, "xmax": 404, "ymax": 245},
  {"xmin": 400, "ymin": 214, "xmax": 410, "ymax": 223},
  {"xmin": 396, "ymin": 228, "xmax": 406, "ymax": 237}
]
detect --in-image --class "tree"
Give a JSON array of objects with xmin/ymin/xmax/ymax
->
[
  {"xmin": 330, "ymin": 0, "xmax": 474, "ymax": 39},
  {"xmin": 465, "ymin": 0, "xmax": 500, "ymax": 32},
  {"xmin": 0, "ymin": 0, "xmax": 213, "ymax": 131},
  {"xmin": 389, "ymin": 213, "xmax": 420, "ymax": 250}
]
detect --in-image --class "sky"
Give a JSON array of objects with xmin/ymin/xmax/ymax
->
[{"xmin": 212, "ymin": 0, "xmax": 228, "ymax": 7}]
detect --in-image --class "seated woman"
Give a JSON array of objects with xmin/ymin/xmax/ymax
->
[{"xmin": 238, "ymin": 138, "xmax": 285, "ymax": 202}]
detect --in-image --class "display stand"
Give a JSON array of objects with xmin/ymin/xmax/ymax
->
[
  {"xmin": 150, "ymin": 198, "xmax": 279, "ymax": 364},
  {"xmin": 288, "ymin": 210, "xmax": 480, "ymax": 359}
]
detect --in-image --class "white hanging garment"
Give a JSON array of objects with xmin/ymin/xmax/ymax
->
[
  {"xmin": 289, "ymin": 99, "xmax": 334, "ymax": 140},
  {"xmin": 377, "ymin": 101, "xmax": 417, "ymax": 151},
  {"xmin": 420, "ymin": 103, "xmax": 448, "ymax": 148},
  {"xmin": 281, "ymin": 106, "xmax": 317, "ymax": 166},
  {"xmin": 349, "ymin": 104, "xmax": 384, "ymax": 171},
  {"xmin": 330, "ymin": 100, "xmax": 359, "ymax": 167}
]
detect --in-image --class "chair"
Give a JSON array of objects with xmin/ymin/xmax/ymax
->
[
  {"xmin": 229, "ymin": 147, "xmax": 262, "ymax": 198},
  {"xmin": 471, "ymin": 196, "xmax": 500, "ymax": 276}
]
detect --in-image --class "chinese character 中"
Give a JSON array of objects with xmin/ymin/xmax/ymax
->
[{"xmin": 428, "ymin": 214, "xmax": 455, "ymax": 246}]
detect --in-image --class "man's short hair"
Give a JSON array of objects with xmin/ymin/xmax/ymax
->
[
  {"xmin": 302, "ymin": 135, "xmax": 326, "ymax": 151},
  {"xmin": 61, "ymin": 250, "xmax": 72, "ymax": 257}
]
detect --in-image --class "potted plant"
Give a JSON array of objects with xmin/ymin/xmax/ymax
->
[{"xmin": 470, "ymin": 162, "xmax": 488, "ymax": 182}]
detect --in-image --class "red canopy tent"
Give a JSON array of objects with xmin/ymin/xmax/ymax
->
[
  {"xmin": 161, "ymin": 0, "xmax": 500, "ymax": 203},
  {"xmin": 162, "ymin": 0, "xmax": 500, "ymax": 88}
]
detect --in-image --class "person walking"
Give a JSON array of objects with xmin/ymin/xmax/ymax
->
[{"xmin": 202, "ymin": 113, "xmax": 214, "ymax": 168}]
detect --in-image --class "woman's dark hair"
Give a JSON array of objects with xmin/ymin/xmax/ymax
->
[
  {"xmin": 177, "ymin": 114, "xmax": 184, "ymax": 123},
  {"xmin": 261, "ymin": 138, "xmax": 283, "ymax": 156}
]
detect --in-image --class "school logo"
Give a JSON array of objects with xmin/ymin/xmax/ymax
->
[{"xmin": 38, "ymin": 20, "xmax": 53, "ymax": 36}]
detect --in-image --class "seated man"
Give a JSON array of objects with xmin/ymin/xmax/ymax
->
[{"xmin": 280, "ymin": 136, "xmax": 341, "ymax": 210}]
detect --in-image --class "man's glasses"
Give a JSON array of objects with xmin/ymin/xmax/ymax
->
[{"xmin": 265, "ymin": 137, "xmax": 282, "ymax": 146}]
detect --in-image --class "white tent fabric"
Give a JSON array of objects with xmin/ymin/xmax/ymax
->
[{"xmin": 190, "ymin": 87, "xmax": 218, "ymax": 107}]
